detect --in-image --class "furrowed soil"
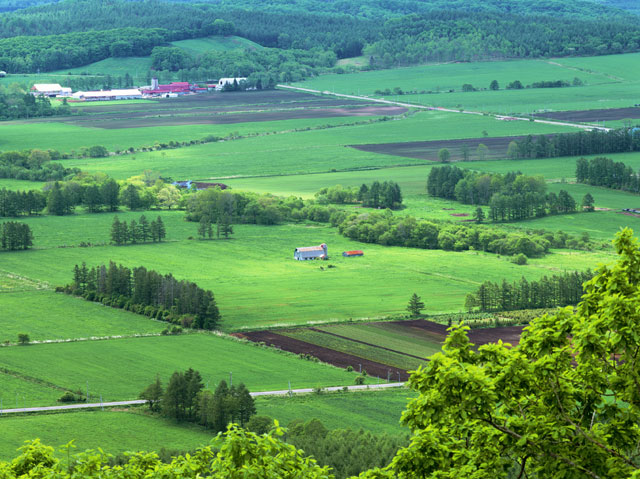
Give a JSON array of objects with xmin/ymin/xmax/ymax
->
[
  {"xmin": 349, "ymin": 134, "xmax": 554, "ymax": 162},
  {"xmin": 534, "ymin": 107, "xmax": 640, "ymax": 122}
]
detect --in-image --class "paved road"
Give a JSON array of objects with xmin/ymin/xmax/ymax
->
[
  {"xmin": 277, "ymin": 84, "xmax": 610, "ymax": 132},
  {"xmin": 0, "ymin": 382, "xmax": 406, "ymax": 415}
]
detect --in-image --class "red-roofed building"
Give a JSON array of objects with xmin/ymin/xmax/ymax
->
[
  {"xmin": 141, "ymin": 78, "xmax": 196, "ymax": 96},
  {"xmin": 342, "ymin": 250, "xmax": 364, "ymax": 257}
]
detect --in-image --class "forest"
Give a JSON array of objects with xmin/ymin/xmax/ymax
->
[{"xmin": 576, "ymin": 156, "xmax": 640, "ymax": 192}]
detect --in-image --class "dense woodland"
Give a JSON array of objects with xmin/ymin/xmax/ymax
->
[
  {"xmin": 467, "ymin": 270, "xmax": 593, "ymax": 312},
  {"xmin": 0, "ymin": 149, "xmax": 79, "ymax": 181},
  {"xmin": 427, "ymin": 166, "xmax": 578, "ymax": 221},
  {"xmin": 576, "ymin": 156, "xmax": 640, "ymax": 192},
  {"xmin": 0, "ymin": 221, "xmax": 33, "ymax": 250},
  {"xmin": 65, "ymin": 262, "xmax": 221, "ymax": 329},
  {"xmin": 0, "ymin": 89, "xmax": 69, "ymax": 119},
  {"xmin": 0, "ymin": 0, "xmax": 639, "ymax": 75}
]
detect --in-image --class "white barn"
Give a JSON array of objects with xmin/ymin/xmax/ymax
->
[
  {"xmin": 294, "ymin": 243, "xmax": 328, "ymax": 261},
  {"xmin": 216, "ymin": 77, "xmax": 247, "ymax": 91},
  {"xmin": 71, "ymin": 89, "xmax": 142, "ymax": 101},
  {"xmin": 31, "ymin": 84, "xmax": 71, "ymax": 97}
]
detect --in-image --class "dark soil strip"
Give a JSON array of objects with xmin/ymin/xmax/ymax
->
[
  {"xmin": 237, "ymin": 330, "xmax": 411, "ymax": 380},
  {"xmin": 309, "ymin": 327, "xmax": 427, "ymax": 361},
  {"xmin": 468, "ymin": 325, "xmax": 524, "ymax": 346},
  {"xmin": 349, "ymin": 134, "xmax": 556, "ymax": 162},
  {"xmin": 388, "ymin": 319, "xmax": 449, "ymax": 336},
  {"xmin": 534, "ymin": 107, "xmax": 640, "ymax": 122}
]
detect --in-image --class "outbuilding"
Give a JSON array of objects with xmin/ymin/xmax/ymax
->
[
  {"xmin": 31, "ymin": 84, "xmax": 71, "ymax": 97},
  {"xmin": 294, "ymin": 243, "xmax": 328, "ymax": 261},
  {"xmin": 342, "ymin": 250, "xmax": 364, "ymax": 257}
]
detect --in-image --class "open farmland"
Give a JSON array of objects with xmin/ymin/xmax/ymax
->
[
  {"xmin": 534, "ymin": 107, "xmax": 640, "ymax": 122},
  {"xmin": 0, "ymin": 334, "xmax": 362, "ymax": 404}
]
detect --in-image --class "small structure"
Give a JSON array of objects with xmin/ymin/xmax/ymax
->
[
  {"xmin": 71, "ymin": 89, "xmax": 142, "ymax": 101},
  {"xmin": 30, "ymin": 84, "xmax": 72, "ymax": 97},
  {"xmin": 172, "ymin": 180, "xmax": 228, "ymax": 191},
  {"xmin": 141, "ymin": 78, "xmax": 197, "ymax": 97},
  {"xmin": 216, "ymin": 77, "xmax": 247, "ymax": 91},
  {"xmin": 0, "ymin": 71, "xmax": 6, "ymax": 78},
  {"xmin": 294, "ymin": 243, "xmax": 328, "ymax": 261},
  {"xmin": 342, "ymin": 250, "xmax": 364, "ymax": 257}
]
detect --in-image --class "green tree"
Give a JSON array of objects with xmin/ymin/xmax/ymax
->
[
  {"xmin": 139, "ymin": 215, "xmax": 150, "ymax": 242},
  {"xmin": 473, "ymin": 206, "xmax": 485, "ymax": 224},
  {"xmin": 437, "ymin": 148, "xmax": 451, "ymax": 163},
  {"xmin": 407, "ymin": 293, "xmax": 425, "ymax": 317},
  {"xmin": 198, "ymin": 215, "xmax": 212, "ymax": 239},
  {"xmin": 476, "ymin": 143, "xmax": 489, "ymax": 161},
  {"xmin": 120, "ymin": 184, "xmax": 141, "ymax": 210},
  {"xmin": 383, "ymin": 228, "xmax": 640, "ymax": 479},
  {"xmin": 582, "ymin": 192, "xmax": 595, "ymax": 212},
  {"xmin": 139, "ymin": 376, "xmax": 163, "ymax": 412},
  {"xmin": 100, "ymin": 179, "xmax": 120, "ymax": 212},
  {"xmin": 83, "ymin": 184, "xmax": 102, "ymax": 213},
  {"xmin": 506, "ymin": 140, "xmax": 519, "ymax": 159},
  {"xmin": 489, "ymin": 79, "xmax": 499, "ymax": 90},
  {"xmin": 17, "ymin": 333, "xmax": 30, "ymax": 345}
]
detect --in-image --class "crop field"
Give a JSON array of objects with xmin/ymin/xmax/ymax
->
[
  {"xmin": 255, "ymin": 387, "xmax": 414, "ymax": 435},
  {"xmin": 0, "ymin": 334, "xmax": 362, "ymax": 404},
  {"xmin": 534, "ymin": 107, "xmax": 640, "ymax": 122},
  {"xmin": 243, "ymin": 319, "xmax": 526, "ymax": 377},
  {"xmin": 0, "ymin": 410, "xmax": 215, "ymax": 460},
  {"xmin": 293, "ymin": 53, "xmax": 640, "ymax": 115},
  {"xmin": 56, "ymin": 109, "xmax": 574, "ymax": 179}
]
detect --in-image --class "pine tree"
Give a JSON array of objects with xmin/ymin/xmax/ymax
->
[
  {"xmin": 156, "ymin": 216, "xmax": 166, "ymax": 242},
  {"xmin": 407, "ymin": 293, "xmax": 425, "ymax": 317},
  {"xmin": 139, "ymin": 376, "xmax": 163, "ymax": 412},
  {"xmin": 110, "ymin": 216, "xmax": 123, "ymax": 245},
  {"xmin": 139, "ymin": 215, "xmax": 150, "ymax": 242}
]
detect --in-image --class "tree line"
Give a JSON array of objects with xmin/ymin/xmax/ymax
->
[
  {"xmin": 140, "ymin": 369, "xmax": 256, "ymax": 430},
  {"xmin": 576, "ymin": 156, "xmax": 640, "ymax": 192},
  {"xmin": 508, "ymin": 129, "xmax": 640, "ymax": 160},
  {"xmin": 64, "ymin": 262, "xmax": 220, "ymax": 330},
  {"xmin": 0, "ymin": 90, "xmax": 70, "ymax": 120},
  {"xmin": 465, "ymin": 270, "xmax": 593, "ymax": 312},
  {"xmin": 314, "ymin": 181, "xmax": 403, "ymax": 209},
  {"xmin": 0, "ymin": 188, "xmax": 46, "ymax": 217},
  {"xmin": 0, "ymin": 221, "xmax": 33, "ymax": 251},
  {"xmin": 110, "ymin": 215, "xmax": 166, "ymax": 245},
  {"xmin": 0, "ymin": 149, "xmax": 79, "ymax": 182},
  {"xmin": 427, "ymin": 166, "xmax": 579, "ymax": 221}
]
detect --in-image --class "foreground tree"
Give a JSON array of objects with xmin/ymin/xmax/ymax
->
[{"xmin": 371, "ymin": 227, "xmax": 640, "ymax": 479}]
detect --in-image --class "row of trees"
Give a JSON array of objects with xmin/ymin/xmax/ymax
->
[
  {"xmin": 0, "ymin": 148, "xmax": 78, "ymax": 182},
  {"xmin": 0, "ymin": 188, "xmax": 46, "ymax": 217},
  {"xmin": 509, "ymin": 129, "xmax": 640, "ymax": 159},
  {"xmin": 0, "ymin": 221, "xmax": 33, "ymax": 251},
  {"xmin": 140, "ymin": 370, "xmax": 256, "ymax": 431},
  {"xmin": 576, "ymin": 156, "xmax": 640, "ymax": 192},
  {"xmin": 66, "ymin": 262, "xmax": 220, "ymax": 330},
  {"xmin": 462, "ymin": 78, "xmax": 578, "ymax": 92},
  {"xmin": 314, "ymin": 181, "xmax": 403, "ymax": 210},
  {"xmin": 334, "ymin": 209, "xmax": 588, "ymax": 258},
  {"xmin": 427, "ymin": 166, "xmax": 580, "ymax": 221},
  {"xmin": 0, "ymin": 90, "xmax": 70, "ymax": 120},
  {"xmin": 110, "ymin": 215, "xmax": 166, "ymax": 245},
  {"xmin": 466, "ymin": 270, "xmax": 593, "ymax": 312}
]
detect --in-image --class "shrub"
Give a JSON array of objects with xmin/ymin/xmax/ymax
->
[
  {"xmin": 17, "ymin": 333, "xmax": 30, "ymax": 345},
  {"xmin": 512, "ymin": 253, "xmax": 528, "ymax": 265}
]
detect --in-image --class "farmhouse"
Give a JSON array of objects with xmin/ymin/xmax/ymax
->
[
  {"xmin": 71, "ymin": 89, "xmax": 142, "ymax": 101},
  {"xmin": 294, "ymin": 243, "xmax": 328, "ymax": 261},
  {"xmin": 342, "ymin": 250, "xmax": 364, "ymax": 257},
  {"xmin": 30, "ymin": 84, "xmax": 72, "ymax": 97},
  {"xmin": 172, "ymin": 180, "xmax": 228, "ymax": 191}
]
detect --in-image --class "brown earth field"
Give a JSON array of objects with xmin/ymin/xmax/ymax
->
[
  {"xmin": 63, "ymin": 106, "xmax": 408, "ymax": 129},
  {"xmin": 349, "ymin": 135, "xmax": 554, "ymax": 162},
  {"xmin": 235, "ymin": 330, "xmax": 412, "ymax": 381},
  {"xmin": 238, "ymin": 320, "xmax": 524, "ymax": 378},
  {"xmin": 534, "ymin": 107, "xmax": 640, "ymax": 122}
]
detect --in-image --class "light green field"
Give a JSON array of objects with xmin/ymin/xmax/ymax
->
[
  {"xmin": 172, "ymin": 35, "xmax": 263, "ymax": 56},
  {"xmin": 0, "ymin": 334, "xmax": 362, "ymax": 402},
  {"xmin": 336, "ymin": 56, "xmax": 368, "ymax": 68},
  {"xmin": 0, "ymin": 73, "xmax": 103, "ymax": 88},
  {"xmin": 294, "ymin": 54, "xmax": 640, "ymax": 115},
  {"xmin": 0, "ymin": 219, "xmax": 611, "ymax": 330},
  {"xmin": 0, "ymin": 179, "xmax": 45, "ymax": 191},
  {"xmin": 0, "ymin": 373, "xmax": 62, "ymax": 409},
  {"xmin": 0, "ymin": 410, "xmax": 215, "ymax": 460},
  {"xmin": 0, "ymin": 290, "xmax": 166, "ymax": 343},
  {"xmin": 57, "ymin": 110, "xmax": 574, "ymax": 179},
  {"xmin": 52, "ymin": 57, "xmax": 153, "ymax": 79},
  {"xmin": 256, "ymin": 388, "xmax": 414, "ymax": 435},
  {"xmin": 1, "ymin": 115, "xmax": 378, "ymax": 154}
]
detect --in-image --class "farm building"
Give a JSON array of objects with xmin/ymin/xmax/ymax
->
[
  {"xmin": 141, "ymin": 78, "xmax": 198, "ymax": 97},
  {"xmin": 216, "ymin": 78, "xmax": 248, "ymax": 91},
  {"xmin": 342, "ymin": 250, "xmax": 364, "ymax": 257},
  {"xmin": 294, "ymin": 243, "xmax": 328, "ymax": 261},
  {"xmin": 0, "ymin": 71, "xmax": 6, "ymax": 77},
  {"xmin": 71, "ymin": 89, "xmax": 142, "ymax": 101},
  {"xmin": 172, "ymin": 181, "xmax": 228, "ymax": 191},
  {"xmin": 30, "ymin": 84, "xmax": 71, "ymax": 97}
]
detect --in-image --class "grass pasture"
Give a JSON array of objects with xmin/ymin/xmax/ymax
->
[
  {"xmin": 0, "ymin": 334, "xmax": 361, "ymax": 403},
  {"xmin": 0, "ymin": 410, "xmax": 215, "ymax": 460},
  {"xmin": 0, "ymin": 372, "xmax": 62, "ymax": 409},
  {"xmin": 52, "ymin": 57, "xmax": 153, "ymax": 79}
]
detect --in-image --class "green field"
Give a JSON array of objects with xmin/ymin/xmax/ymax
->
[
  {"xmin": 0, "ymin": 179, "xmax": 45, "ymax": 191},
  {"xmin": 56, "ymin": 110, "xmax": 574, "ymax": 179},
  {"xmin": 0, "ymin": 410, "xmax": 215, "ymax": 460},
  {"xmin": 171, "ymin": 35, "xmax": 263, "ymax": 55},
  {"xmin": 0, "ymin": 214, "xmax": 612, "ymax": 330},
  {"xmin": 256, "ymin": 387, "xmax": 414, "ymax": 435},
  {"xmin": 294, "ymin": 54, "xmax": 640, "ymax": 115},
  {"xmin": 0, "ymin": 373, "xmax": 62, "ymax": 409},
  {"xmin": 52, "ymin": 57, "xmax": 153, "ymax": 79},
  {"xmin": 0, "ymin": 334, "xmax": 362, "ymax": 403}
]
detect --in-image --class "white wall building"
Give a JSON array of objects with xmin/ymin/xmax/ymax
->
[
  {"xmin": 31, "ymin": 84, "xmax": 72, "ymax": 97},
  {"xmin": 71, "ymin": 89, "xmax": 142, "ymax": 101},
  {"xmin": 216, "ymin": 77, "xmax": 248, "ymax": 91}
]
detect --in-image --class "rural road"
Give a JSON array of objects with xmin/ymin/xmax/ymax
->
[
  {"xmin": 277, "ymin": 84, "xmax": 611, "ymax": 132},
  {"xmin": 0, "ymin": 382, "xmax": 406, "ymax": 415}
]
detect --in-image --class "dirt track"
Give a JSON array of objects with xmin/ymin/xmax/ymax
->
[{"xmin": 349, "ymin": 134, "xmax": 556, "ymax": 162}]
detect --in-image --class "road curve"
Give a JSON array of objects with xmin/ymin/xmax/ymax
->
[
  {"xmin": 277, "ymin": 84, "xmax": 610, "ymax": 132},
  {"xmin": 0, "ymin": 382, "xmax": 406, "ymax": 415}
]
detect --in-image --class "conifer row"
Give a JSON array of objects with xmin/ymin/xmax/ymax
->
[
  {"xmin": 0, "ymin": 221, "xmax": 33, "ymax": 251},
  {"xmin": 111, "ymin": 215, "xmax": 166, "ymax": 245}
]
